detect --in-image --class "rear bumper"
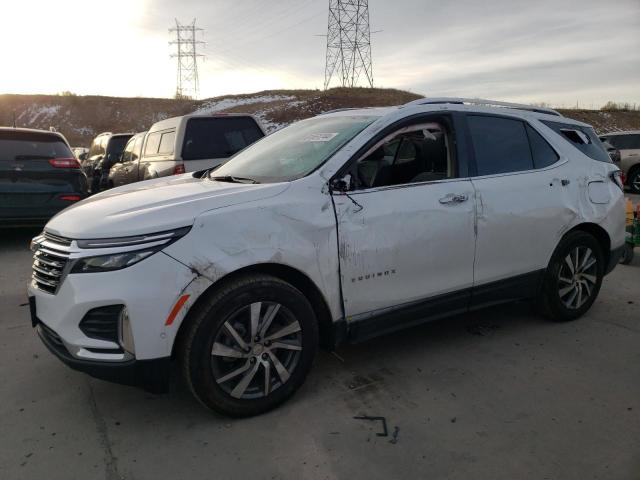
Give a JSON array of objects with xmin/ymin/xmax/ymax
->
[
  {"xmin": 36, "ymin": 321, "xmax": 170, "ymax": 393},
  {"xmin": 605, "ymin": 245, "xmax": 625, "ymax": 275}
]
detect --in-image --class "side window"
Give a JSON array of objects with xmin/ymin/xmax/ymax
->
[
  {"xmin": 541, "ymin": 120, "xmax": 610, "ymax": 163},
  {"xmin": 132, "ymin": 136, "xmax": 144, "ymax": 161},
  {"xmin": 158, "ymin": 131, "xmax": 176, "ymax": 155},
  {"xmin": 468, "ymin": 115, "xmax": 533, "ymax": 175},
  {"xmin": 121, "ymin": 139, "xmax": 134, "ymax": 162},
  {"xmin": 355, "ymin": 120, "xmax": 453, "ymax": 189},
  {"xmin": 144, "ymin": 132, "xmax": 161, "ymax": 156},
  {"xmin": 526, "ymin": 125, "xmax": 559, "ymax": 168}
]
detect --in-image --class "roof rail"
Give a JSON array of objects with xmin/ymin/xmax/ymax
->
[
  {"xmin": 318, "ymin": 107, "xmax": 365, "ymax": 115},
  {"xmin": 403, "ymin": 97, "xmax": 562, "ymax": 117}
]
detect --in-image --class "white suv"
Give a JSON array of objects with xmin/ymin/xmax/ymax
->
[{"xmin": 28, "ymin": 98, "xmax": 625, "ymax": 417}]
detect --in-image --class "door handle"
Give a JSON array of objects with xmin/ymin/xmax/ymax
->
[{"xmin": 439, "ymin": 193, "xmax": 468, "ymax": 204}]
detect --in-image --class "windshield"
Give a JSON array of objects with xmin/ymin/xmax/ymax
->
[{"xmin": 211, "ymin": 115, "xmax": 378, "ymax": 183}]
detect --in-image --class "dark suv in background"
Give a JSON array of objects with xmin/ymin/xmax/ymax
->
[
  {"xmin": 600, "ymin": 131, "xmax": 640, "ymax": 193},
  {"xmin": 0, "ymin": 128, "xmax": 87, "ymax": 224},
  {"xmin": 83, "ymin": 132, "xmax": 133, "ymax": 193}
]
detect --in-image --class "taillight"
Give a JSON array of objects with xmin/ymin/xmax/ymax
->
[
  {"xmin": 173, "ymin": 164, "xmax": 185, "ymax": 175},
  {"xmin": 49, "ymin": 157, "xmax": 81, "ymax": 169},
  {"xmin": 59, "ymin": 194, "xmax": 81, "ymax": 202},
  {"xmin": 610, "ymin": 170, "xmax": 624, "ymax": 191}
]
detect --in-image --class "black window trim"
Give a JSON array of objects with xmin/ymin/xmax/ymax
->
[
  {"xmin": 463, "ymin": 112, "xmax": 564, "ymax": 179},
  {"xmin": 331, "ymin": 112, "xmax": 470, "ymax": 194}
]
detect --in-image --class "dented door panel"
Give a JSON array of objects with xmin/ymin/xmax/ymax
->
[{"xmin": 333, "ymin": 180, "xmax": 476, "ymax": 318}]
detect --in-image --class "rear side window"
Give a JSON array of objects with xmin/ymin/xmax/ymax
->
[
  {"xmin": 526, "ymin": 125, "xmax": 559, "ymax": 168},
  {"xmin": 182, "ymin": 117, "xmax": 264, "ymax": 161},
  {"xmin": 0, "ymin": 131, "xmax": 72, "ymax": 159},
  {"xmin": 144, "ymin": 132, "xmax": 161, "ymax": 156},
  {"xmin": 467, "ymin": 115, "xmax": 533, "ymax": 175},
  {"xmin": 541, "ymin": 120, "xmax": 610, "ymax": 163},
  {"xmin": 158, "ymin": 131, "xmax": 175, "ymax": 155},
  {"xmin": 605, "ymin": 134, "xmax": 640, "ymax": 150}
]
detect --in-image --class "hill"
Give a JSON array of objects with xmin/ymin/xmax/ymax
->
[{"xmin": 1, "ymin": 88, "xmax": 638, "ymax": 147}]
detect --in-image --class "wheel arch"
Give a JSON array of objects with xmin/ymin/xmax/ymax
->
[
  {"xmin": 172, "ymin": 263, "xmax": 336, "ymax": 358},
  {"xmin": 565, "ymin": 222, "xmax": 611, "ymax": 265}
]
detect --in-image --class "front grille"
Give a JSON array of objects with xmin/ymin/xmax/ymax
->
[
  {"xmin": 43, "ymin": 232, "xmax": 72, "ymax": 247},
  {"xmin": 79, "ymin": 305, "xmax": 123, "ymax": 343},
  {"xmin": 32, "ymin": 232, "xmax": 72, "ymax": 294}
]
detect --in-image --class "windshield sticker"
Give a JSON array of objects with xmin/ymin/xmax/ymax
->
[{"xmin": 300, "ymin": 133, "xmax": 339, "ymax": 142}]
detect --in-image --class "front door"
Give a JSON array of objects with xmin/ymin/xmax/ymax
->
[{"xmin": 331, "ymin": 117, "xmax": 476, "ymax": 336}]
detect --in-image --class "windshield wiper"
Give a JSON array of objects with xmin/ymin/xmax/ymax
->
[{"xmin": 210, "ymin": 175, "xmax": 260, "ymax": 184}]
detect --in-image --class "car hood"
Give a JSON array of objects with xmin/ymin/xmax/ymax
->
[{"xmin": 45, "ymin": 174, "xmax": 289, "ymax": 239}]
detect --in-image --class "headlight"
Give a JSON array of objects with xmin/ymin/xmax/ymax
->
[
  {"xmin": 71, "ymin": 249, "xmax": 156, "ymax": 273},
  {"xmin": 70, "ymin": 226, "xmax": 190, "ymax": 273}
]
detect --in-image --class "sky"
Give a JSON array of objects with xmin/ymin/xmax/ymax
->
[{"xmin": 1, "ymin": 0, "xmax": 639, "ymax": 107}]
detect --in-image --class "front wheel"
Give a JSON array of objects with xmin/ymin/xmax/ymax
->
[
  {"xmin": 537, "ymin": 231, "xmax": 604, "ymax": 322},
  {"xmin": 178, "ymin": 274, "xmax": 318, "ymax": 417}
]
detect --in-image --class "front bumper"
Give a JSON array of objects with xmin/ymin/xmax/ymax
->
[
  {"xmin": 36, "ymin": 320, "xmax": 170, "ymax": 393},
  {"xmin": 28, "ymin": 248, "xmax": 196, "ymax": 390}
]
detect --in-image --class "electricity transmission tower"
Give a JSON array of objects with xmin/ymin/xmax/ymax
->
[
  {"xmin": 323, "ymin": 0, "xmax": 373, "ymax": 90},
  {"xmin": 169, "ymin": 19, "xmax": 204, "ymax": 99}
]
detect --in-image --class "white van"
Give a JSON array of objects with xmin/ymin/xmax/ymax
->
[{"xmin": 137, "ymin": 113, "xmax": 265, "ymax": 178}]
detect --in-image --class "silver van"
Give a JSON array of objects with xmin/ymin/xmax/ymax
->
[{"xmin": 137, "ymin": 113, "xmax": 265, "ymax": 179}]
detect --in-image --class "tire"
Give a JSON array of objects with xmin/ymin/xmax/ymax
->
[
  {"xmin": 620, "ymin": 243, "xmax": 635, "ymax": 265},
  {"xmin": 537, "ymin": 231, "xmax": 604, "ymax": 322},
  {"xmin": 178, "ymin": 274, "xmax": 318, "ymax": 417},
  {"xmin": 628, "ymin": 166, "xmax": 640, "ymax": 194}
]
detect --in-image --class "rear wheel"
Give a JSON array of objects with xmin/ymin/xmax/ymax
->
[
  {"xmin": 628, "ymin": 166, "xmax": 640, "ymax": 194},
  {"xmin": 620, "ymin": 243, "xmax": 635, "ymax": 265},
  {"xmin": 538, "ymin": 231, "xmax": 604, "ymax": 321},
  {"xmin": 178, "ymin": 274, "xmax": 318, "ymax": 417}
]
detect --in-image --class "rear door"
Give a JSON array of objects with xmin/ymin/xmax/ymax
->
[
  {"xmin": 465, "ymin": 114, "xmax": 570, "ymax": 304},
  {"xmin": 0, "ymin": 131, "xmax": 84, "ymax": 219},
  {"xmin": 180, "ymin": 117, "xmax": 265, "ymax": 172}
]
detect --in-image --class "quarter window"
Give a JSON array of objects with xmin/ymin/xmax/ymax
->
[
  {"xmin": 468, "ymin": 115, "xmax": 533, "ymax": 175},
  {"xmin": 158, "ymin": 131, "xmax": 175, "ymax": 155},
  {"xmin": 526, "ymin": 125, "xmax": 559, "ymax": 168},
  {"xmin": 144, "ymin": 132, "xmax": 161, "ymax": 156}
]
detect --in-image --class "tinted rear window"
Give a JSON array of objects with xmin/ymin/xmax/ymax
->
[
  {"xmin": 604, "ymin": 134, "xmax": 640, "ymax": 150},
  {"xmin": 542, "ymin": 121, "xmax": 610, "ymax": 163},
  {"xmin": 182, "ymin": 117, "xmax": 264, "ymax": 161},
  {"xmin": 0, "ymin": 131, "xmax": 72, "ymax": 159},
  {"xmin": 468, "ymin": 115, "xmax": 533, "ymax": 175},
  {"xmin": 107, "ymin": 136, "xmax": 131, "ymax": 156}
]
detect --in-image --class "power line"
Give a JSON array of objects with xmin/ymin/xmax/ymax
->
[
  {"xmin": 324, "ymin": 0, "xmax": 374, "ymax": 90},
  {"xmin": 169, "ymin": 18, "xmax": 205, "ymax": 99}
]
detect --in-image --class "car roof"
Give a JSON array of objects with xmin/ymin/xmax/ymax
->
[
  {"xmin": 319, "ymin": 98, "xmax": 591, "ymax": 128},
  {"xmin": 0, "ymin": 126, "xmax": 70, "ymax": 143},
  {"xmin": 148, "ymin": 112, "xmax": 264, "ymax": 133}
]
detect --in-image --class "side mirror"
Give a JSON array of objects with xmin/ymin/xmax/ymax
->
[{"xmin": 330, "ymin": 173, "xmax": 352, "ymax": 193}]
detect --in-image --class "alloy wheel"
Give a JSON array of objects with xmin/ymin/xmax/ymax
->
[
  {"xmin": 557, "ymin": 246, "xmax": 598, "ymax": 309},
  {"xmin": 210, "ymin": 301, "xmax": 303, "ymax": 399}
]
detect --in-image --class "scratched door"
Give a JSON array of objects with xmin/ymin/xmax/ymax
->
[{"xmin": 332, "ymin": 179, "xmax": 476, "ymax": 318}]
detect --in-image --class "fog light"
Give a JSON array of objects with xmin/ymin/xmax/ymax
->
[{"xmin": 119, "ymin": 307, "xmax": 136, "ymax": 355}]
